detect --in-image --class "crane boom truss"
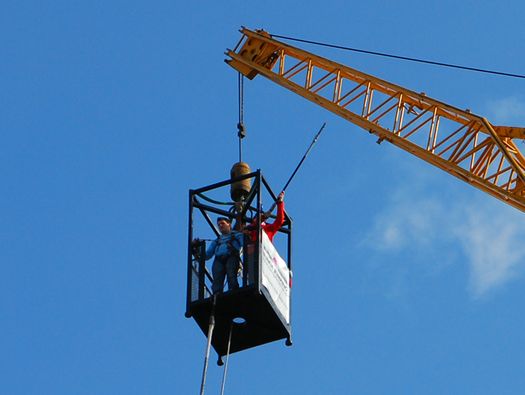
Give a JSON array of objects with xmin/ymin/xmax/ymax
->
[{"xmin": 226, "ymin": 28, "xmax": 525, "ymax": 212}]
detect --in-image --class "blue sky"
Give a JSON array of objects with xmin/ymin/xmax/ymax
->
[{"xmin": 3, "ymin": 1, "xmax": 525, "ymax": 394}]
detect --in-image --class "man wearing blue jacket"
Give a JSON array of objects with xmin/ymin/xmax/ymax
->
[{"xmin": 205, "ymin": 216, "xmax": 244, "ymax": 294}]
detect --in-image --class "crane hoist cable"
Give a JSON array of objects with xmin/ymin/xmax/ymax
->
[
  {"xmin": 237, "ymin": 73, "xmax": 246, "ymax": 162},
  {"xmin": 270, "ymin": 33, "xmax": 525, "ymax": 80}
]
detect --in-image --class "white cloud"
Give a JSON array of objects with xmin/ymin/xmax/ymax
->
[
  {"xmin": 455, "ymin": 208, "xmax": 525, "ymax": 298},
  {"xmin": 487, "ymin": 96, "xmax": 525, "ymax": 124},
  {"xmin": 362, "ymin": 186, "xmax": 450, "ymax": 253},
  {"xmin": 363, "ymin": 186, "xmax": 525, "ymax": 299}
]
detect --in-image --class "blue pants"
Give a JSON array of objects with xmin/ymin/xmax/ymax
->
[{"xmin": 212, "ymin": 254, "xmax": 239, "ymax": 294}]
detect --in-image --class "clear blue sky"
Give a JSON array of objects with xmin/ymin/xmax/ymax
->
[{"xmin": 3, "ymin": 1, "xmax": 525, "ymax": 394}]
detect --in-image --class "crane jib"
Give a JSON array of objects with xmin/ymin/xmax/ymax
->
[{"xmin": 226, "ymin": 27, "xmax": 525, "ymax": 213}]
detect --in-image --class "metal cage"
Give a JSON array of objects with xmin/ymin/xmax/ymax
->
[{"xmin": 186, "ymin": 170, "xmax": 293, "ymax": 360}]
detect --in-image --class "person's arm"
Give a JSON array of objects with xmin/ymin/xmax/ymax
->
[
  {"xmin": 205, "ymin": 239, "xmax": 216, "ymax": 260},
  {"xmin": 234, "ymin": 231, "xmax": 244, "ymax": 250},
  {"xmin": 264, "ymin": 199, "xmax": 285, "ymax": 234},
  {"xmin": 274, "ymin": 199, "xmax": 285, "ymax": 228}
]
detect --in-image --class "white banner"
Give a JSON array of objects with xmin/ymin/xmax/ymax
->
[{"xmin": 261, "ymin": 232, "xmax": 290, "ymax": 325}]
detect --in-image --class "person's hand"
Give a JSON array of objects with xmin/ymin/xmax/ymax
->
[
  {"xmin": 191, "ymin": 239, "xmax": 201, "ymax": 259},
  {"xmin": 277, "ymin": 191, "xmax": 285, "ymax": 202}
]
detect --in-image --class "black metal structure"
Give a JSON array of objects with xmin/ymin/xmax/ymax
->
[{"xmin": 186, "ymin": 170, "xmax": 293, "ymax": 361}]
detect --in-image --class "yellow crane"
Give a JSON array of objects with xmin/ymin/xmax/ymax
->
[{"xmin": 226, "ymin": 27, "xmax": 525, "ymax": 212}]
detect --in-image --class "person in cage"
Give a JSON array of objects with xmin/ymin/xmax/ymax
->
[
  {"xmin": 246, "ymin": 191, "xmax": 286, "ymax": 243},
  {"xmin": 242, "ymin": 192, "xmax": 285, "ymax": 284},
  {"xmin": 204, "ymin": 216, "xmax": 244, "ymax": 294}
]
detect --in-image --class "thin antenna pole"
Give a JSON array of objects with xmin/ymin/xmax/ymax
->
[
  {"xmin": 265, "ymin": 122, "xmax": 326, "ymax": 215},
  {"xmin": 281, "ymin": 122, "xmax": 326, "ymax": 193}
]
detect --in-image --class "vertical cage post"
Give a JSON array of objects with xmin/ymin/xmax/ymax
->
[
  {"xmin": 198, "ymin": 242, "xmax": 206, "ymax": 300},
  {"xmin": 186, "ymin": 190, "xmax": 195, "ymax": 317},
  {"xmin": 255, "ymin": 170, "xmax": 262, "ymax": 290}
]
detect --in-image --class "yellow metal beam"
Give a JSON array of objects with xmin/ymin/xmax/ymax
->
[{"xmin": 493, "ymin": 126, "xmax": 525, "ymax": 139}]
